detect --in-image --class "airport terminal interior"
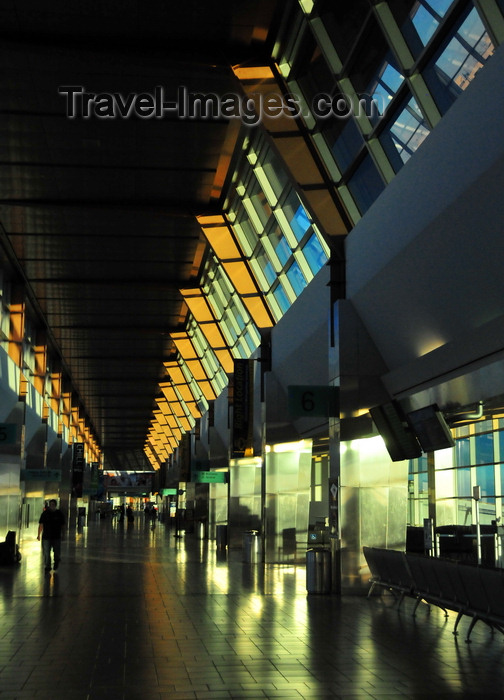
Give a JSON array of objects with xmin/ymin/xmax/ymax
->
[{"xmin": 2, "ymin": 0, "xmax": 504, "ymax": 697}]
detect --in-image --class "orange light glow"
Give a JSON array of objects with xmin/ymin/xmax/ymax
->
[
  {"xmin": 232, "ymin": 65, "xmax": 275, "ymax": 81},
  {"xmin": 214, "ymin": 349, "xmax": 234, "ymax": 373},
  {"xmin": 241, "ymin": 295, "xmax": 274, "ymax": 328},
  {"xmin": 202, "ymin": 225, "xmax": 242, "ymax": 260},
  {"xmin": 196, "ymin": 214, "xmax": 225, "ymax": 226},
  {"xmin": 171, "ymin": 333, "xmax": 198, "ymax": 359},
  {"xmin": 198, "ymin": 380, "xmax": 217, "ymax": 401},
  {"xmin": 185, "ymin": 359, "xmax": 208, "ymax": 382},
  {"xmin": 222, "ymin": 261, "xmax": 258, "ymax": 294},
  {"xmin": 180, "ymin": 291, "xmax": 214, "ymax": 322}
]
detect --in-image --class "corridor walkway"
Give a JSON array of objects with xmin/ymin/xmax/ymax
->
[{"xmin": 0, "ymin": 515, "xmax": 503, "ymax": 700}]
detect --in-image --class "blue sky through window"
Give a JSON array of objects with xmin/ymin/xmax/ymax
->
[{"xmin": 412, "ymin": 0, "xmax": 455, "ymax": 46}]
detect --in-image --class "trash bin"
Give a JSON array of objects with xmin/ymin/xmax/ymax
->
[
  {"xmin": 306, "ymin": 547, "xmax": 331, "ymax": 594},
  {"xmin": 242, "ymin": 530, "xmax": 261, "ymax": 563},
  {"xmin": 216, "ymin": 524, "xmax": 227, "ymax": 550}
]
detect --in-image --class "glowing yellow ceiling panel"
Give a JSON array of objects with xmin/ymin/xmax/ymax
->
[
  {"xmin": 200, "ymin": 322, "xmax": 227, "ymax": 348},
  {"xmin": 222, "ymin": 261, "xmax": 258, "ymax": 294},
  {"xmin": 198, "ymin": 380, "xmax": 217, "ymax": 401},
  {"xmin": 171, "ymin": 334, "xmax": 198, "ymax": 359},
  {"xmin": 242, "ymin": 295, "xmax": 274, "ymax": 328},
  {"xmin": 214, "ymin": 348, "xmax": 234, "ymax": 374},
  {"xmin": 197, "ymin": 214, "xmax": 225, "ymax": 226},
  {"xmin": 180, "ymin": 291, "xmax": 214, "ymax": 322},
  {"xmin": 202, "ymin": 225, "xmax": 242, "ymax": 260},
  {"xmin": 185, "ymin": 359, "xmax": 208, "ymax": 382}
]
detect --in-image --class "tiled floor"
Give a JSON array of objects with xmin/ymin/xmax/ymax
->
[{"xmin": 1, "ymin": 517, "xmax": 503, "ymax": 700}]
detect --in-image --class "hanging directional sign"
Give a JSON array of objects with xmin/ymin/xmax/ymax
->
[{"xmin": 192, "ymin": 471, "xmax": 228, "ymax": 484}]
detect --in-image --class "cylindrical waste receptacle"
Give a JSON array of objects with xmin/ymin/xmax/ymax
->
[
  {"xmin": 216, "ymin": 524, "xmax": 227, "ymax": 550},
  {"xmin": 306, "ymin": 547, "xmax": 331, "ymax": 594},
  {"xmin": 242, "ymin": 530, "xmax": 261, "ymax": 563}
]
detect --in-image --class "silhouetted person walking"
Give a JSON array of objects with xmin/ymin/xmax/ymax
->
[{"xmin": 38, "ymin": 499, "xmax": 65, "ymax": 573}]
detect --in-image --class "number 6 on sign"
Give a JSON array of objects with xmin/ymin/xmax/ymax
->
[
  {"xmin": 288, "ymin": 386, "xmax": 339, "ymax": 418},
  {"xmin": 0, "ymin": 424, "xmax": 17, "ymax": 445}
]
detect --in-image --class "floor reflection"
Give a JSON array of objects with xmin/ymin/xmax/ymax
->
[{"xmin": 1, "ymin": 519, "xmax": 504, "ymax": 698}]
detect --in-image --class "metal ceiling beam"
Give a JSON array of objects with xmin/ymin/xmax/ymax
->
[
  {"xmin": 0, "ymin": 161, "xmax": 218, "ymax": 174},
  {"xmin": 0, "ymin": 32, "xmax": 244, "ymax": 67},
  {"xmin": 27, "ymin": 278, "xmax": 185, "ymax": 286},
  {"xmin": 0, "ymin": 198, "xmax": 207, "ymax": 214}
]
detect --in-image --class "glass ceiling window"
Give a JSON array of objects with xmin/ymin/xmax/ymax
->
[
  {"xmin": 227, "ymin": 132, "xmax": 330, "ymax": 323},
  {"xmin": 365, "ymin": 56, "xmax": 405, "ymax": 124},
  {"xmin": 315, "ymin": 0, "xmax": 371, "ymax": 65},
  {"xmin": 271, "ymin": 0, "xmax": 503, "ymax": 224},
  {"xmin": 412, "ymin": 0, "xmax": 456, "ymax": 45},
  {"xmin": 268, "ymin": 224, "xmax": 291, "ymax": 267},
  {"xmin": 296, "ymin": 35, "xmax": 337, "ymax": 106},
  {"xmin": 303, "ymin": 233, "xmax": 327, "ymax": 275},
  {"xmin": 423, "ymin": 7, "xmax": 495, "ymax": 113},
  {"xmin": 322, "ymin": 117, "xmax": 365, "ymax": 173},
  {"xmin": 390, "ymin": 0, "xmax": 457, "ymax": 57},
  {"xmin": 200, "ymin": 253, "xmax": 261, "ymax": 360},
  {"xmin": 348, "ymin": 17, "xmax": 404, "ymax": 123},
  {"xmin": 186, "ymin": 317, "xmax": 228, "ymax": 395},
  {"xmin": 347, "ymin": 154, "xmax": 387, "ymax": 214},
  {"xmin": 380, "ymin": 94, "xmax": 431, "ymax": 171}
]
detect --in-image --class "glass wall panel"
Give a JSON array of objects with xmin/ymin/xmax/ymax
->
[
  {"xmin": 475, "ymin": 432, "xmax": 494, "ymax": 464},
  {"xmin": 348, "ymin": 18, "xmax": 402, "ymax": 124},
  {"xmin": 476, "ymin": 463, "xmax": 495, "ymax": 501},
  {"xmin": 267, "ymin": 225, "xmax": 291, "ymax": 267},
  {"xmin": 324, "ymin": 118, "xmax": 365, "ymax": 172},
  {"xmin": 411, "ymin": 0, "xmax": 455, "ymax": 45},
  {"xmin": 201, "ymin": 255, "xmax": 260, "ymax": 361},
  {"xmin": 264, "ymin": 443, "xmax": 311, "ymax": 563},
  {"xmin": 235, "ymin": 205, "xmax": 259, "ymax": 254},
  {"xmin": 252, "ymin": 252, "xmax": 276, "ymax": 288},
  {"xmin": 389, "ymin": 0, "xmax": 457, "ymax": 58},
  {"xmin": 272, "ymin": 285, "xmax": 290, "ymax": 314},
  {"xmin": 247, "ymin": 179, "xmax": 272, "ymax": 230},
  {"xmin": 281, "ymin": 193, "xmax": 312, "ymax": 242},
  {"xmin": 274, "ymin": 0, "xmax": 503, "ymax": 231},
  {"xmin": 499, "ymin": 430, "xmax": 504, "ymax": 465},
  {"xmin": 286, "ymin": 260, "xmax": 307, "ymax": 296},
  {"xmin": 316, "ymin": 0, "xmax": 371, "ymax": 64},
  {"xmin": 297, "ymin": 35, "xmax": 337, "ymax": 107},
  {"xmin": 456, "ymin": 466, "xmax": 471, "ymax": 497},
  {"xmin": 261, "ymin": 148, "xmax": 290, "ymax": 200},
  {"xmin": 456, "ymin": 436, "xmax": 471, "ymax": 465},
  {"xmin": 380, "ymin": 95, "xmax": 430, "ymax": 171},
  {"xmin": 423, "ymin": 7, "xmax": 494, "ymax": 114},
  {"xmin": 224, "ymin": 128, "xmax": 329, "ymax": 324},
  {"xmin": 302, "ymin": 233, "xmax": 327, "ymax": 275},
  {"xmin": 347, "ymin": 155, "xmax": 386, "ymax": 213},
  {"xmin": 366, "ymin": 58, "xmax": 405, "ymax": 124}
]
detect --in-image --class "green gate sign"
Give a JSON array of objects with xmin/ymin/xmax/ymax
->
[{"xmin": 192, "ymin": 471, "xmax": 227, "ymax": 484}]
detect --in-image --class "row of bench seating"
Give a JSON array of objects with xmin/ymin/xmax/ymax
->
[{"xmin": 363, "ymin": 546, "xmax": 504, "ymax": 643}]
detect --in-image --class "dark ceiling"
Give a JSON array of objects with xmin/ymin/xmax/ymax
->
[{"xmin": 0, "ymin": 0, "xmax": 278, "ymax": 468}]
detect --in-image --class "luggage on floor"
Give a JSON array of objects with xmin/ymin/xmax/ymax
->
[{"xmin": 0, "ymin": 530, "xmax": 21, "ymax": 564}]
